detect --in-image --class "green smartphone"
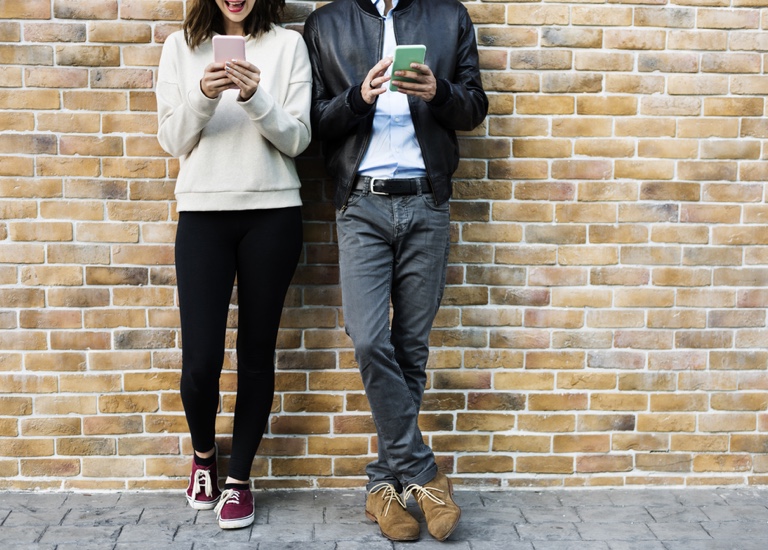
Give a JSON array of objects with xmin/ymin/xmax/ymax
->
[{"xmin": 389, "ymin": 44, "xmax": 426, "ymax": 91}]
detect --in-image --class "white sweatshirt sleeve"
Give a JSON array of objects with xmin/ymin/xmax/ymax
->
[
  {"xmin": 156, "ymin": 34, "xmax": 221, "ymax": 158},
  {"xmin": 236, "ymin": 37, "xmax": 312, "ymax": 158}
]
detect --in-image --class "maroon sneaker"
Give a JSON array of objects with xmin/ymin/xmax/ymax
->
[
  {"xmin": 185, "ymin": 452, "xmax": 221, "ymax": 510},
  {"xmin": 214, "ymin": 487, "xmax": 255, "ymax": 529}
]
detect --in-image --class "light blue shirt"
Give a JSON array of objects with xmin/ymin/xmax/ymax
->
[{"xmin": 357, "ymin": 0, "xmax": 426, "ymax": 179}]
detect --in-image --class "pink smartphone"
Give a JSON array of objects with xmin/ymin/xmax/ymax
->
[{"xmin": 213, "ymin": 35, "xmax": 246, "ymax": 63}]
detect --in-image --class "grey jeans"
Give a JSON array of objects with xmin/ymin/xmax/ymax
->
[{"xmin": 336, "ymin": 185, "xmax": 451, "ymax": 492}]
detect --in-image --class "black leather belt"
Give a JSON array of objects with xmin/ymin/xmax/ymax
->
[{"xmin": 355, "ymin": 176, "xmax": 431, "ymax": 195}]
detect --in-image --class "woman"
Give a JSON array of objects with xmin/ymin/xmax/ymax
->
[{"xmin": 156, "ymin": 0, "xmax": 311, "ymax": 530}]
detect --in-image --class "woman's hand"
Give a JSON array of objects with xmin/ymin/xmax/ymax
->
[
  {"xmin": 200, "ymin": 62, "xmax": 235, "ymax": 99},
  {"xmin": 225, "ymin": 60, "xmax": 261, "ymax": 101}
]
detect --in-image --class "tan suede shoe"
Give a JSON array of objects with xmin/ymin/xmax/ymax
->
[
  {"xmin": 365, "ymin": 483, "xmax": 420, "ymax": 541},
  {"xmin": 404, "ymin": 472, "xmax": 461, "ymax": 541}
]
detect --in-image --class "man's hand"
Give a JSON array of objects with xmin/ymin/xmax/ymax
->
[
  {"xmin": 391, "ymin": 62, "xmax": 437, "ymax": 102},
  {"xmin": 361, "ymin": 57, "xmax": 393, "ymax": 105}
]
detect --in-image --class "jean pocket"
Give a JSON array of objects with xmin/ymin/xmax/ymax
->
[
  {"xmin": 420, "ymin": 193, "xmax": 450, "ymax": 213},
  {"xmin": 341, "ymin": 191, "xmax": 365, "ymax": 210}
]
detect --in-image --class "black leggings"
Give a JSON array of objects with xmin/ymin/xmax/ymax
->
[{"xmin": 175, "ymin": 207, "xmax": 302, "ymax": 481}]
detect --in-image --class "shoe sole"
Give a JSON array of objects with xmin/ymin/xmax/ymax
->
[
  {"xmin": 186, "ymin": 495, "xmax": 220, "ymax": 510},
  {"xmin": 365, "ymin": 510, "xmax": 420, "ymax": 542},
  {"xmin": 218, "ymin": 511, "xmax": 255, "ymax": 530}
]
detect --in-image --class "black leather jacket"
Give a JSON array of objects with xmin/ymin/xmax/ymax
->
[{"xmin": 303, "ymin": 0, "xmax": 488, "ymax": 208}]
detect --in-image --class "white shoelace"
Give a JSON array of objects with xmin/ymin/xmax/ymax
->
[
  {"xmin": 403, "ymin": 482, "xmax": 446, "ymax": 507},
  {"xmin": 192, "ymin": 468, "xmax": 213, "ymax": 498},
  {"xmin": 214, "ymin": 489, "xmax": 241, "ymax": 518},
  {"xmin": 369, "ymin": 483, "xmax": 407, "ymax": 517}
]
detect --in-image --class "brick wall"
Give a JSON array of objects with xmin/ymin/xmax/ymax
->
[{"xmin": 1, "ymin": 0, "xmax": 767, "ymax": 491}]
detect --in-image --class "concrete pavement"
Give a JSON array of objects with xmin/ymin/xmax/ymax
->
[{"xmin": 2, "ymin": 486, "xmax": 768, "ymax": 549}]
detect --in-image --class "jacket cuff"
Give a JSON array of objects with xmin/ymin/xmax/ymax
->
[
  {"xmin": 428, "ymin": 78, "xmax": 451, "ymax": 107},
  {"xmin": 348, "ymin": 85, "xmax": 375, "ymax": 116}
]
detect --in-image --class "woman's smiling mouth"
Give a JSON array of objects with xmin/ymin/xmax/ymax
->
[{"xmin": 224, "ymin": 1, "xmax": 246, "ymax": 13}]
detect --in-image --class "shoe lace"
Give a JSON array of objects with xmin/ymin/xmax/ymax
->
[
  {"xmin": 369, "ymin": 483, "xmax": 407, "ymax": 517},
  {"xmin": 192, "ymin": 468, "xmax": 213, "ymax": 498},
  {"xmin": 403, "ymin": 481, "xmax": 446, "ymax": 507},
  {"xmin": 214, "ymin": 489, "xmax": 241, "ymax": 517}
]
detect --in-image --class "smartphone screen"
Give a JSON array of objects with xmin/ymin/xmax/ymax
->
[
  {"xmin": 213, "ymin": 35, "xmax": 246, "ymax": 63},
  {"xmin": 389, "ymin": 44, "xmax": 426, "ymax": 91}
]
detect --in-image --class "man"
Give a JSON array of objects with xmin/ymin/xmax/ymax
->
[{"xmin": 303, "ymin": 0, "xmax": 488, "ymax": 542}]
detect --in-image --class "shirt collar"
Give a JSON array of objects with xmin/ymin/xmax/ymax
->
[{"xmin": 371, "ymin": 0, "xmax": 399, "ymax": 17}]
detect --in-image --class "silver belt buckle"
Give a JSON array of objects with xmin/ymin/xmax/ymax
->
[{"xmin": 370, "ymin": 178, "xmax": 389, "ymax": 195}]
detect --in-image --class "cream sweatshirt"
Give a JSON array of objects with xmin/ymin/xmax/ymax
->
[{"xmin": 156, "ymin": 26, "xmax": 311, "ymax": 211}]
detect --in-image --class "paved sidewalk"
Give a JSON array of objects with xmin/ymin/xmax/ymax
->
[{"xmin": 1, "ymin": 487, "xmax": 768, "ymax": 549}]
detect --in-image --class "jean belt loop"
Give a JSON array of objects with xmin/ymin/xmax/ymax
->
[{"xmin": 356, "ymin": 176, "xmax": 369, "ymax": 196}]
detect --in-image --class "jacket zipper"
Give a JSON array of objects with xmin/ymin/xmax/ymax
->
[{"xmin": 341, "ymin": 15, "xmax": 386, "ymax": 212}]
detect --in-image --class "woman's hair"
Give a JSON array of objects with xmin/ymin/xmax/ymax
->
[{"xmin": 183, "ymin": 0, "xmax": 285, "ymax": 48}]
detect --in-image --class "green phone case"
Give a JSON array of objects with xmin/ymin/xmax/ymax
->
[{"xmin": 389, "ymin": 45, "xmax": 426, "ymax": 91}]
